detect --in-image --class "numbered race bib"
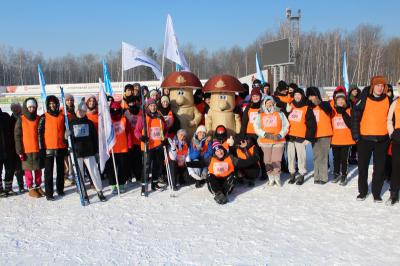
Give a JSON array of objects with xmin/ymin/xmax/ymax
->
[
  {"xmin": 313, "ymin": 110, "xmax": 320, "ymax": 123},
  {"xmin": 177, "ymin": 154, "xmax": 186, "ymax": 167},
  {"xmin": 213, "ymin": 162, "xmax": 229, "ymax": 176},
  {"xmin": 249, "ymin": 111, "xmax": 258, "ymax": 123},
  {"xmin": 150, "ymin": 127, "xmax": 162, "ymax": 140},
  {"xmin": 333, "ymin": 117, "xmax": 347, "ymax": 129},
  {"xmin": 73, "ymin": 124, "xmax": 89, "ymax": 138},
  {"xmin": 289, "ymin": 109, "xmax": 303, "ymax": 122},
  {"xmin": 262, "ymin": 115, "xmax": 277, "ymax": 128},
  {"xmin": 113, "ymin": 121, "xmax": 125, "ymax": 134}
]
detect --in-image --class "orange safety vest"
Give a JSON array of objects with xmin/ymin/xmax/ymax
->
[
  {"xmin": 258, "ymin": 112, "xmax": 285, "ymax": 144},
  {"xmin": 288, "ymin": 105, "xmax": 308, "ymax": 138},
  {"xmin": 208, "ymin": 156, "xmax": 235, "ymax": 178},
  {"xmin": 113, "ymin": 117, "xmax": 128, "ymax": 153},
  {"xmin": 21, "ymin": 115, "xmax": 40, "ymax": 153},
  {"xmin": 313, "ymin": 106, "xmax": 333, "ymax": 138},
  {"xmin": 176, "ymin": 143, "xmax": 188, "ymax": 167},
  {"xmin": 360, "ymin": 97, "xmax": 389, "ymax": 136},
  {"xmin": 246, "ymin": 107, "xmax": 260, "ymax": 134},
  {"xmin": 86, "ymin": 113, "xmax": 98, "ymax": 132},
  {"xmin": 44, "ymin": 113, "xmax": 67, "ymax": 149},
  {"xmin": 277, "ymin": 95, "xmax": 293, "ymax": 104},
  {"xmin": 331, "ymin": 109, "xmax": 355, "ymax": 146},
  {"xmin": 141, "ymin": 115, "xmax": 163, "ymax": 151}
]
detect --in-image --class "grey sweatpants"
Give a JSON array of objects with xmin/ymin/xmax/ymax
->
[
  {"xmin": 312, "ymin": 137, "xmax": 331, "ymax": 182},
  {"xmin": 261, "ymin": 144, "xmax": 285, "ymax": 176},
  {"xmin": 287, "ymin": 140, "xmax": 308, "ymax": 176}
]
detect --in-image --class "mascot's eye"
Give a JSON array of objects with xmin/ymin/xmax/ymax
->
[
  {"xmin": 219, "ymin": 95, "xmax": 227, "ymax": 100},
  {"xmin": 178, "ymin": 90, "xmax": 184, "ymax": 96}
]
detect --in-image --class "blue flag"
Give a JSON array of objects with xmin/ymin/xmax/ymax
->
[
  {"xmin": 37, "ymin": 64, "xmax": 46, "ymax": 101},
  {"xmin": 343, "ymin": 51, "xmax": 349, "ymax": 91},
  {"xmin": 102, "ymin": 60, "xmax": 113, "ymax": 96},
  {"xmin": 256, "ymin": 53, "xmax": 265, "ymax": 83}
]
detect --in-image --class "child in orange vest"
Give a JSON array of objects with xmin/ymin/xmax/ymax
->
[
  {"xmin": 109, "ymin": 101, "xmax": 130, "ymax": 194},
  {"xmin": 331, "ymin": 92, "xmax": 355, "ymax": 186},
  {"xmin": 167, "ymin": 129, "xmax": 190, "ymax": 190}
]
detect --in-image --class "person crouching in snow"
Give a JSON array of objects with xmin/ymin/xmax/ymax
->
[
  {"xmin": 231, "ymin": 135, "xmax": 261, "ymax": 187},
  {"xmin": 330, "ymin": 91, "xmax": 355, "ymax": 186},
  {"xmin": 186, "ymin": 125, "xmax": 212, "ymax": 188},
  {"xmin": 14, "ymin": 98, "xmax": 45, "ymax": 198},
  {"xmin": 253, "ymin": 96, "xmax": 289, "ymax": 186},
  {"xmin": 167, "ymin": 129, "xmax": 190, "ymax": 190},
  {"xmin": 207, "ymin": 141, "xmax": 258, "ymax": 204},
  {"xmin": 69, "ymin": 100, "xmax": 106, "ymax": 202},
  {"xmin": 108, "ymin": 101, "xmax": 130, "ymax": 195}
]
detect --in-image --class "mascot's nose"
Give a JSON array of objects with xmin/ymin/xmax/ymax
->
[
  {"xmin": 176, "ymin": 96, "xmax": 185, "ymax": 106},
  {"xmin": 218, "ymin": 100, "xmax": 229, "ymax": 111}
]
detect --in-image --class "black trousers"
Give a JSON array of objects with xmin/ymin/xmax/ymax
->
[
  {"xmin": 349, "ymin": 145, "xmax": 358, "ymax": 161},
  {"xmin": 391, "ymin": 142, "xmax": 400, "ymax": 193},
  {"xmin": 357, "ymin": 139, "xmax": 389, "ymax": 197},
  {"xmin": 169, "ymin": 162, "xmax": 190, "ymax": 186},
  {"xmin": 127, "ymin": 145, "xmax": 142, "ymax": 180},
  {"xmin": 332, "ymin": 146, "xmax": 350, "ymax": 175},
  {"xmin": 107, "ymin": 153, "xmax": 128, "ymax": 186},
  {"xmin": 142, "ymin": 146, "xmax": 163, "ymax": 184},
  {"xmin": 208, "ymin": 173, "xmax": 234, "ymax": 195},
  {"xmin": 44, "ymin": 153, "xmax": 65, "ymax": 196},
  {"xmin": 0, "ymin": 159, "xmax": 14, "ymax": 191},
  {"xmin": 248, "ymin": 134, "xmax": 267, "ymax": 178}
]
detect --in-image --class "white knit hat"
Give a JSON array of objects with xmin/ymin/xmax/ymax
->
[
  {"xmin": 26, "ymin": 99, "xmax": 37, "ymax": 108},
  {"xmin": 195, "ymin": 125, "xmax": 207, "ymax": 134}
]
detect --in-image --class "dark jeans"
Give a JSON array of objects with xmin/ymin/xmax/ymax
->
[
  {"xmin": 332, "ymin": 146, "xmax": 350, "ymax": 175},
  {"xmin": 391, "ymin": 143, "xmax": 400, "ymax": 193},
  {"xmin": 44, "ymin": 153, "xmax": 66, "ymax": 196},
  {"xmin": 357, "ymin": 139, "xmax": 389, "ymax": 197}
]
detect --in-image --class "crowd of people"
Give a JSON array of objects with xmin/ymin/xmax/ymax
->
[{"xmin": 0, "ymin": 75, "xmax": 399, "ymax": 205}]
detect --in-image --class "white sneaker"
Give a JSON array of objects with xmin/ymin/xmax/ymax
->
[{"xmin": 274, "ymin": 175, "xmax": 282, "ymax": 187}]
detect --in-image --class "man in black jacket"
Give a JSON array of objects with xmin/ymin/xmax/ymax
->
[{"xmin": 351, "ymin": 76, "xmax": 391, "ymax": 202}]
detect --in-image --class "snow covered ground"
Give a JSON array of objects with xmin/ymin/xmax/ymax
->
[{"xmin": 1, "ymin": 146, "xmax": 400, "ymax": 265}]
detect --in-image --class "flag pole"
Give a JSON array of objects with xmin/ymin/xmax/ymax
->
[
  {"xmin": 161, "ymin": 16, "xmax": 167, "ymax": 81},
  {"xmin": 111, "ymin": 149, "xmax": 121, "ymax": 197}
]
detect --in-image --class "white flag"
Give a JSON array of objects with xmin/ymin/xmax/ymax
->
[
  {"xmin": 163, "ymin": 14, "xmax": 190, "ymax": 71},
  {"xmin": 98, "ymin": 78, "xmax": 116, "ymax": 173},
  {"xmin": 122, "ymin": 42, "xmax": 162, "ymax": 80}
]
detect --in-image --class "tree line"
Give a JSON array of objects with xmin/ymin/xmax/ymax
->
[{"xmin": 1, "ymin": 24, "xmax": 399, "ymax": 87}]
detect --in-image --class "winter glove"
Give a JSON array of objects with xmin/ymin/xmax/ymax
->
[
  {"xmin": 64, "ymin": 129, "xmax": 71, "ymax": 139},
  {"xmin": 167, "ymin": 138, "xmax": 176, "ymax": 151},
  {"xmin": 19, "ymin": 154, "xmax": 26, "ymax": 161},
  {"xmin": 227, "ymin": 136, "xmax": 234, "ymax": 147},
  {"xmin": 264, "ymin": 133, "xmax": 273, "ymax": 139},
  {"xmin": 140, "ymin": 135, "xmax": 149, "ymax": 142},
  {"xmin": 335, "ymin": 107, "xmax": 346, "ymax": 114}
]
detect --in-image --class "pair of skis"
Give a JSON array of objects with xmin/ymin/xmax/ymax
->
[{"xmin": 60, "ymin": 87, "xmax": 90, "ymax": 206}]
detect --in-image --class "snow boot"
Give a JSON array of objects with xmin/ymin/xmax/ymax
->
[
  {"xmin": 296, "ymin": 175, "xmax": 304, "ymax": 185},
  {"xmin": 373, "ymin": 196, "xmax": 383, "ymax": 203},
  {"xmin": 5, "ymin": 189, "xmax": 18, "ymax": 196},
  {"xmin": 214, "ymin": 192, "xmax": 227, "ymax": 204},
  {"xmin": 36, "ymin": 187, "xmax": 45, "ymax": 197},
  {"xmin": 356, "ymin": 194, "xmax": 367, "ymax": 201},
  {"xmin": 268, "ymin": 177, "xmax": 275, "ymax": 186},
  {"xmin": 46, "ymin": 195, "xmax": 55, "ymax": 201},
  {"xmin": 28, "ymin": 188, "xmax": 40, "ymax": 198},
  {"xmin": 151, "ymin": 182, "xmax": 166, "ymax": 191},
  {"xmin": 288, "ymin": 174, "xmax": 296, "ymax": 184},
  {"xmin": 385, "ymin": 191, "xmax": 399, "ymax": 206},
  {"xmin": 339, "ymin": 175, "xmax": 348, "ymax": 186},
  {"xmin": 274, "ymin": 175, "xmax": 282, "ymax": 187},
  {"xmin": 332, "ymin": 173, "xmax": 341, "ymax": 183},
  {"xmin": 195, "ymin": 180, "xmax": 204, "ymax": 188},
  {"xmin": 97, "ymin": 191, "xmax": 107, "ymax": 202}
]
